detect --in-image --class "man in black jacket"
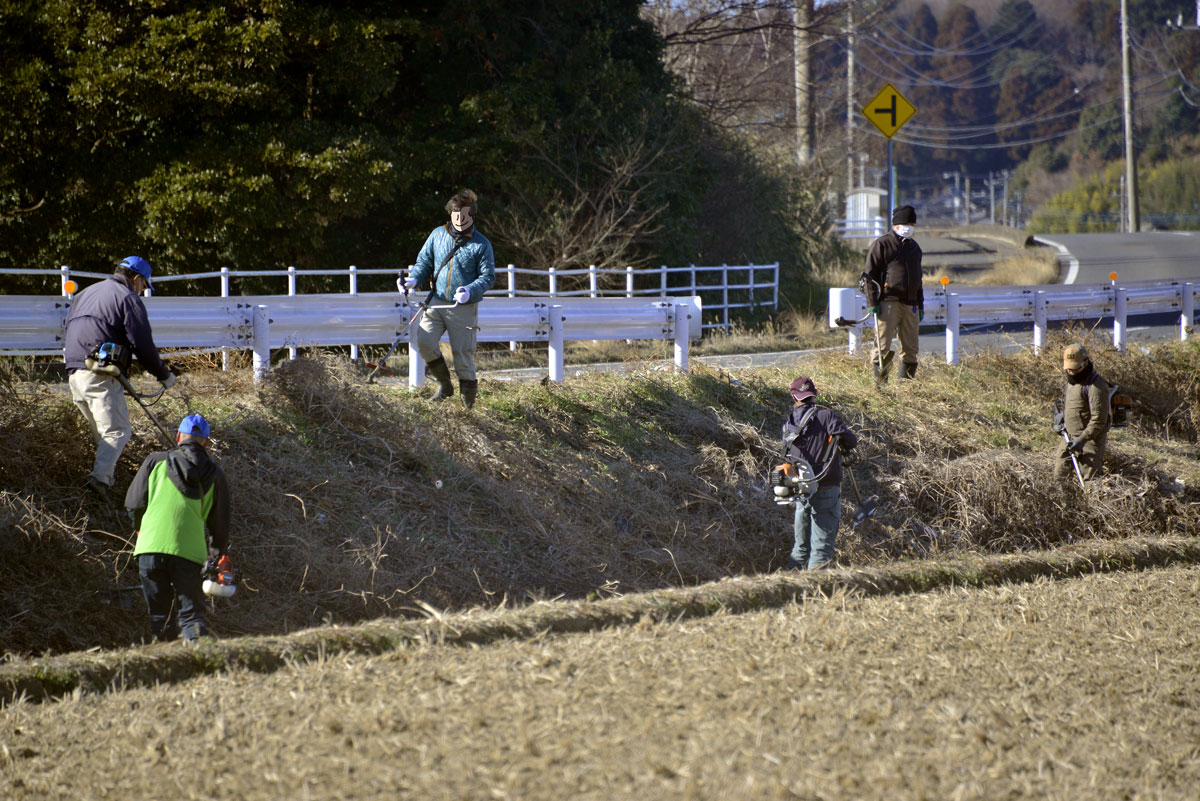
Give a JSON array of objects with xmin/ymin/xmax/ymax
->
[
  {"xmin": 781, "ymin": 377, "xmax": 858, "ymax": 570},
  {"xmin": 862, "ymin": 205, "xmax": 924, "ymax": 383},
  {"xmin": 64, "ymin": 256, "xmax": 176, "ymax": 501}
]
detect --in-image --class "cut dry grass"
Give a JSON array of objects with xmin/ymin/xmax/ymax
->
[
  {"xmin": 967, "ymin": 246, "xmax": 1059, "ymax": 286},
  {"xmin": 1, "ymin": 333, "xmax": 1198, "ymax": 660},
  {"xmin": 3, "ymin": 557, "xmax": 1200, "ymax": 800}
]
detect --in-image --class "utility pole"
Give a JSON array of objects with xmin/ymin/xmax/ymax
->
[
  {"xmin": 794, "ymin": 0, "xmax": 814, "ymax": 165},
  {"xmin": 1002, "ymin": 169, "xmax": 1010, "ymax": 227},
  {"xmin": 964, "ymin": 175, "xmax": 971, "ymax": 225},
  {"xmin": 1121, "ymin": 0, "xmax": 1140, "ymax": 232},
  {"xmin": 988, "ymin": 171, "xmax": 996, "ymax": 224},
  {"xmin": 846, "ymin": 4, "xmax": 856, "ymax": 195}
]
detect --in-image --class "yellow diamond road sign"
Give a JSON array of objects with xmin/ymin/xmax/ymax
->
[{"xmin": 862, "ymin": 83, "xmax": 916, "ymax": 139}]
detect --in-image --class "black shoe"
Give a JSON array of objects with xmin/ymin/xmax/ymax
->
[{"xmin": 84, "ymin": 476, "xmax": 111, "ymax": 504}]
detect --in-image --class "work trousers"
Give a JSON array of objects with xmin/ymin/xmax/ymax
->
[
  {"xmin": 417, "ymin": 302, "xmax": 479, "ymax": 381},
  {"xmin": 873, "ymin": 299, "xmax": 920, "ymax": 367},
  {"xmin": 138, "ymin": 553, "xmax": 209, "ymax": 642},
  {"xmin": 1054, "ymin": 435, "xmax": 1107, "ymax": 482},
  {"xmin": 68, "ymin": 369, "xmax": 131, "ymax": 487},
  {"xmin": 789, "ymin": 485, "xmax": 842, "ymax": 570}
]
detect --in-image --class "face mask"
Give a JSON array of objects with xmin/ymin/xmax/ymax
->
[{"xmin": 894, "ymin": 225, "xmax": 914, "ymax": 239}]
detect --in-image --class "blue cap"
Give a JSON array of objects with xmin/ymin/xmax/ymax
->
[
  {"xmin": 178, "ymin": 414, "xmax": 210, "ymax": 438},
  {"xmin": 119, "ymin": 256, "xmax": 153, "ymax": 289}
]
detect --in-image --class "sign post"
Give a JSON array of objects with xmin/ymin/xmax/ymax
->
[{"xmin": 862, "ymin": 83, "xmax": 917, "ymax": 219}]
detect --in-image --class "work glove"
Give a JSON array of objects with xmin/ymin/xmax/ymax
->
[
  {"xmin": 453, "ymin": 286, "xmax": 470, "ymax": 304},
  {"xmin": 866, "ymin": 305, "xmax": 880, "ymax": 317},
  {"xmin": 1067, "ymin": 437, "xmax": 1085, "ymax": 453},
  {"xmin": 397, "ymin": 276, "xmax": 416, "ymax": 295},
  {"xmin": 159, "ymin": 371, "xmax": 178, "ymax": 390}
]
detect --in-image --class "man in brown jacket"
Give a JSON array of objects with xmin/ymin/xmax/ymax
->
[
  {"xmin": 862, "ymin": 204, "xmax": 924, "ymax": 383},
  {"xmin": 1055, "ymin": 343, "xmax": 1110, "ymax": 482}
]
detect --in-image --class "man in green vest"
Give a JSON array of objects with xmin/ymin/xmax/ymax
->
[{"xmin": 125, "ymin": 413, "xmax": 231, "ymax": 643}]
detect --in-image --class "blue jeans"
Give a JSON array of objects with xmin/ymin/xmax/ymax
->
[
  {"xmin": 789, "ymin": 485, "xmax": 841, "ymax": 570},
  {"xmin": 139, "ymin": 553, "xmax": 209, "ymax": 642}
]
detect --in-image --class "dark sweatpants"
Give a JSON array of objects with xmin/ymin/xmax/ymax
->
[{"xmin": 138, "ymin": 553, "xmax": 209, "ymax": 642}]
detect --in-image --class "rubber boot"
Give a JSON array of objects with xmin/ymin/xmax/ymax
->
[
  {"xmin": 426, "ymin": 357, "xmax": 454, "ymax": 401},
  {"xmin": 899, "ymin": 361, "xmax": 918, "ymax": 380},
  {"xmin": 873, "ymin": 350, "xmax": 893, "ymax": 385},
  {"xmin": 460, "ymin": 379, "xmax": 478, "ymax": 410}
]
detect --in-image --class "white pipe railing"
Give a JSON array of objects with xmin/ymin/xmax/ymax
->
[
  {"xmin": 0, "ymin": 294, "xmax": 702, "ymax": 386},
  {"xmin": 829, "ymin": 277, "xmax": 1200, "ymax": 364}
]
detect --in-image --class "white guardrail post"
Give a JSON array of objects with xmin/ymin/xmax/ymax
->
[
  {"xmin": 548, "ymin": 304, "xmax": 565, "ymax": 382},
  {"xmin": 286, "ymin": 266, "xmax": 297, "ymax": 360},
  {"xmin": 252, "ymin": 305, "xmax": 270, "ymax": 384},
  {"xmin": 1113, "ymin": 285, "xmax": 1127, "ymax": 354},
  {"xmin": 1033, "ymin": 290, "xmax": 1047, "ymax": 355},
  {"xmin": 221, "ymin": 268, "xmax": 231, "ymax": 371},
  {"xmin": 673, "ymin": 302, "xmax": 690, "ymax": 372},
  {"xmin": 348, "ymin": 264, "xmax": 359, "ymax": 361},
  {"xmin": 507, "ymin": 264, "xmax": 517, "ymax": 351},
  {"xmin": 1183, "ymin": 283, "xmax": 1195, "ymax": 341},
  {"xmin": 945, "ymin": 292, "xmax": 960, "ymax": 365}
]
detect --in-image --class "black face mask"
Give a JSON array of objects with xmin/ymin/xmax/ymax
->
[{"xmin": 1065, "ymin": 362, "xmax": 1093, "ymax": 385}]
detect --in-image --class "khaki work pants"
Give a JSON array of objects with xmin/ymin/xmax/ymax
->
[
  {"xmin": 417, "ymin": 302, "xmax": 479, "ymax": 381},
  {"xmin": 873, "ymin": 298, "xmax": 920, "ymax": 367},
  {"xmin": 1054, "ymin": 435, "xmax": 1107, "ymax": 482},
  {"xmin": 69, "ymin": 369, "xmax": 131, "ymax": 487}
]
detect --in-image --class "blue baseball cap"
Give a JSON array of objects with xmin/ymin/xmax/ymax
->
[
  {"xmin": 178, "ymin": 414, "xmax": 210, "ymax": 438},
  {"xmin": 119, "ymin": 256, "xmax": 153, "ymax": 289}
]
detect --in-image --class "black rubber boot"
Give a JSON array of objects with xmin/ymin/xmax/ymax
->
[
  {"xmin": 898, "ymin": 361, "xmax": 918, "ymax": 380},
  {"xmin": 460, "ymin": 379, "xmax": 478, "ymax": 410},
  {"xmin": 426, "ymin": 357, "xmax": 454, "ymax": 401},
  {"xmin": 873, "ymin": 350, "xmax": 893, "ymax": 385}
]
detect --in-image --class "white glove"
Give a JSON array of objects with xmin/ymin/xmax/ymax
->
[
  {"xmin": 453, "ymin": 286, "xmax": 470, "ymax": 304},
  {"xmin": 160, "ymin": 371, "xmax": 178, "ymax": 389},
  {"xmin": 397, "ymin": 276, "xmax": 416, "ymax": 295}
]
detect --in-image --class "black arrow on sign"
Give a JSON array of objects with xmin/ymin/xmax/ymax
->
[{"xmin": 874, "ymin": 94, "xmax": 898, "ymax": 127}]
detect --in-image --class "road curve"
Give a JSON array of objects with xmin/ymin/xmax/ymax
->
[{"xmin": 1032, "ymin": 231, "xmax": 1200, "ymax": 284}]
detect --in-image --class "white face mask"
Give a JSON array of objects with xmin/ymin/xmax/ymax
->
[{"xmin": 894, "ymin": 224, "xmax": 915, "ymax": 239}]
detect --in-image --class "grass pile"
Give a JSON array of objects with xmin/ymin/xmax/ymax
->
[{"xmin": 1, "ymin": 329, "xmax": 1198, "ymax": 658}]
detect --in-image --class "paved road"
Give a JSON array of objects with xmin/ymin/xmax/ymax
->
[{"xmin": 1033, "ymin": 231, "xmax": 1200, "ymax": 284}]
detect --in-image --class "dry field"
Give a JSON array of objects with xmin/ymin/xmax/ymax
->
[{"xmin": 3, "ymin": 561, "xmax": 1199, "ymax": 800}]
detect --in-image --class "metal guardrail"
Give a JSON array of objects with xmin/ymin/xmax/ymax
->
[
  {"xmin": 0, "ymin": 294, "xmax": 702, "ymax": 385},
  {"xmin": 828, "ymin": 277, "xmax": 1200, "ymax": 364},
  {"xmin": 0, "ymin": 261, "xmax": 777, "ymax": 336}
]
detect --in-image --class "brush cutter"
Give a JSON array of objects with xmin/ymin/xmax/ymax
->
[
  {"xmin": 1052, "ymin": 401, "xmax": 1087, "ymax": 489},
  {"xmin": 86, "ymin": 342, "xmax": 177, "ymax": 448},
  {"xmin": 853, "ymin": 274, "xmax": 893, "ymax": 381},
  {"xmin": 366, "ymin": 288, "xmax": 436, "ymax": 384},
  {"xmin": 841, "ymin": 446, "xmax": 877, "ymax": 526},
  {"xmin": 114, "ymin": 372, "xmax": 178, "ymax": 449}
]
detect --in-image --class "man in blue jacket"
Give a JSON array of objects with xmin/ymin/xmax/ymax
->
[
  {"xmin": 781, "ymin": 376, "xmax": 858, "ymax": 570},
  {"xmin": 398, "ymin": 189, "xmax": 496, "ymax": 409},
  {"xmin": 64, "ymin": 256, "xmax": 176, "ymax": 502}
]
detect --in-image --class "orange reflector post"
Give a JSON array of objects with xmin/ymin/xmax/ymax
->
[
  {"xmin": 940, "ymin": 275, "xmax": 949, "ymax": 286},
  {"xmin": 63, "ymin": 280, "xmax": 78, "ymax": 294},
  {"xmin": 1109, "ymin": 272, "xmax": 1118, "ymax": 282}
]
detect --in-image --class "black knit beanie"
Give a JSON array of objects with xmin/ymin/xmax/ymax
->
[{"xmin": 892, "ymin": 205, "xmax": 917, "ymax": 225}]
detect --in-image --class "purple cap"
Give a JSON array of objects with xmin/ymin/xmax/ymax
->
[{"xmin": 789, "ymin": 376, "xmax": 817, "ymax": 403}]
